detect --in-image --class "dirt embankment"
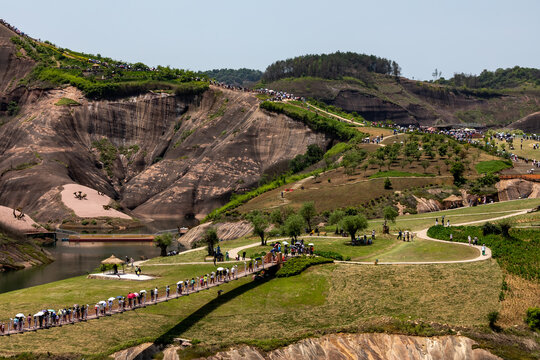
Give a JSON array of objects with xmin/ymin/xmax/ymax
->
[
  {"xmin": 496, "ymin": 179, "xmax": 540, "ymax": 201},
  {"xmin": 0, "ymin": 206, "xmax": 53, "ymax": 271},
  {"xmin": 204, "ymin": 333, "xmax": 501, "ymax": 360}
]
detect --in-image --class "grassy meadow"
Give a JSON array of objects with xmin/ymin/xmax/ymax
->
[{"xmin": 0, "ymin": 261, "xmax": 502, "ymax": 356}]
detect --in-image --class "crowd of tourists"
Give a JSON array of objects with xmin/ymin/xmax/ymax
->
[
  {"xmin": 0, "ymin": 258, "xmax": 276, "ymax": 335},
  {"xmin": 0, "ymin": 19, "xmax": 33, "ymax": 39}
]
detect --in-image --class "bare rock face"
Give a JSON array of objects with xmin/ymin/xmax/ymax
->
[
  {"xmin": 112, "ymin": 342, "xmax": 161, "ymax": 360},
  {"xmin": 179, "ymin": 221, "xmax": 253, "ymax": 249},
  {"xmin": 0, "ymin": 24, "xmax": 35, "ymax": 98},
  {"xmin": 205, "ymin": 333, "xmax": 501, "ymax": 360},
  {"xmin": 0, "ymin": 83, "xmax": 331, "ymax": 225},
  {"xmin": 507, "ymin": 111, "xmax": 540, "ymax": 133},
  {"xmin": 414, "ymin": 196, "xmax": 442, "ymax": 214},
  {"xmin": 496, "ymin": 179, "xmax": 540, "ymax": 201}
]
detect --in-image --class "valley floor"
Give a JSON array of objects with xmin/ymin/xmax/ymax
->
[{"xmin": 0, "ymin": 200, "xmax": 538, "ymax": 358}]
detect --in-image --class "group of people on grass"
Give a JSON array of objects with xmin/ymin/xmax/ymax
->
[
  {"xmin": 396, "ymin": 230, "xmax": 414, "ymax": 242},
  {"xmin": 0, "ymin": 261, "xmax": 261, "ymax": 335}
]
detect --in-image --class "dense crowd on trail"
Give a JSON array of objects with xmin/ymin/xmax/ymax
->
[{"xmin": 0, "ymin": 257, "xmax": 277, "ymax": 335}]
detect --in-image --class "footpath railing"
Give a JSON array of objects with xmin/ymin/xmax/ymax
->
[{"xmin": 0, "ymin": 257, "xmax": 282, "ymax": 336}]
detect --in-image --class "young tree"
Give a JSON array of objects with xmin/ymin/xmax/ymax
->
[
  {"xmin": 329, "ymin": 209, "xmax": 345, "ymax": 234},
  {"xmin": 450, "ymin": 162, "xmax": 466, "ymax": 185},
  {"xmin": 340, "ymin": 215, "xmax": 368, "ymax": 243},
  {"xmin": 383, "ymin": 206, "xmax": 398, "ymax": 229},
  {"xmin": 421, "ymin": 160, "xmax": 430, "ymax": 173},
  {"xmin": 284, "ymin": 214, "xmax": 305, "ymax": 241},
  {"xmin": 153, "ymin": 233, "xmax": 173, "ymax": 257},
  {"xmin": 438, "ymin": 144, "xmax": 448, "ymax": 158},
  {"xmin": 248, "ymin": 211, "xmax": 269, "ymax": 245},
  {"xmin": 384, "ymin": 177, "xmax": 392, "ymax": 189},
  {"xmin": 204, "ymin": 228, "xmax": 219, "ymax": 256},
  {"xmin": 300, "ymin": 201, "xmax": 317, "ymax": 232}
]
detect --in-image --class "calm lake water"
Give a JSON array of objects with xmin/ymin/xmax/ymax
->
[{"xmin": 0, "ymin": 239, "xmax": 165, "ymax": 294}]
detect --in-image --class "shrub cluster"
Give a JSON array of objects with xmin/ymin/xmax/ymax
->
[
  {"xmin": 276, "ymin": 256, "xmax": 333, "ymax": 277},
  {"xmin": 313, "ymin": 250, "xmax": 345, "ymax": 261},
  {"xmin": 427, "ymin": 225, "xmax": 539, "ymax": 280},
  {"xmin": 526, "ymin": 307, "xmax": 540, "ymax": 331},
  {"xmin": 34, "ymin": 67, "xmax": 208, "ymax": 99},
  {"xmin": 260, "ymin": 101, "xmax": 363, "ymax": 142}
]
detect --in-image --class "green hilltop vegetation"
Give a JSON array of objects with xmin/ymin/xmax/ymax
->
[
  {"xmin": 10, "ymin": 35, "xmax": 208, "ymax": 99},
  {"xmin": 437, "ymin": 66, "xmax": 540, "ymax": 89},
  {"xmin": 202, "ymin": 68, "xmax": 263, "ymax": 87},
  {"xmin": 261, "ymin": 51, "xmax": 401, "ymax": 86}
]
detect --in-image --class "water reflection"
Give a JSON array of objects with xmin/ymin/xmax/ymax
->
[{"xmin": 0, "ymin": 240, "xmax": 163, "ymax": 294}]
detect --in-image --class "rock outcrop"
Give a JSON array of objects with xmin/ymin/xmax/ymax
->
[
  {"xmin": 413, "ymin": 196, "xmax": 442, "ymax": 214},
  {"xmin": 205, "ymin": 333, "xmax": 500, "ymax": 360},
  {"xmin": 179, "ymin": 221, "xmax": 253, "ymax": 248},
  {"xmin": 496, "ymin": 179, "xmax": 540, "ymax": 201},
  {"xmin": 0, "ymin": 83, "xmax": 331, "ymax": 225},
  {"xmin": 507, "ymin": 111, "xmax": 540, "ymax": 133}
]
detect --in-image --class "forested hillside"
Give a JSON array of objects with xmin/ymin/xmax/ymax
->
[
  {"xmin": 438, "ymin": 66, "xmax": 540, "ymax": 89},
  {"xmin": 261, "ymin": 51, "xmax": 400, "ymax": 85}
]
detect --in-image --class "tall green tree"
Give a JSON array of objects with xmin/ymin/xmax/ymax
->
[
  {"xmin": 300, "ymin": 201, "xmax": 317, "ymax": 232},
  {"xmin": 248, "ymin": 211, "xmax": 270, "ymax": 245},
  {"xmin": 329, "ymin": 209, "xmax": 346, "ymax": 234},
  {"xmin": 383, "ymin": 206, "xmax": 398, "ymax": 226},
  {"xmin": 204, "ymin": 228, "xmax": 219, "ymax": 256},
  {"xmin": 153, "ymin": 233, "xmax": 173, "ymax": 257},
  {"xmin": 285, "ymin": 214, "xmax": 305, "ymax": 241},
  {"xmin": 450, "ymin": 162, "xmax": 466, "ymax": 185},
  {"xmin": 340, "ymin": 215, "xmax": 368, "ymax": 242}
]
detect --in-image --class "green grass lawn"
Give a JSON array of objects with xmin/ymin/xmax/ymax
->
[
  {"xmin": 366, "ymin": 198, "xmax": 540, "ymax": 232},
  {"xmin": 369, "ymin": 170, "xmax": 434, "ymax": 179},
  {"xmin": 363, "ymin": 238, "xmax": 479, "ymax": 262},
  {"xmin": 0, "ymin": 261, "xmax": 501, "ymax": 356},
  {"xmin": 177, "ymin": 261, "xmax": 501, "ymax": 352},
  {"xmin": 246, "ymin": 234, "xmax": 479, "ymax": 263},
  {"xmin": 0, "ymin": 262, "xmax": 246, "ymax": 321},
  {"xmin": 493, "ymin": 137, "xmax": 540, "ymax": 160},
  {"xmin": 146, "ymin": 236, "xmax": 261, "ymax": 264},
  {"xmin": 475, "ymin": 160, "xmax": 512, "ymax": 174}
]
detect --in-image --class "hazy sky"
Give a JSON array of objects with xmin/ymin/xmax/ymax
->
[{"xmin": 2, "ymin": 0, "xmax": 539, "ymax": 80}]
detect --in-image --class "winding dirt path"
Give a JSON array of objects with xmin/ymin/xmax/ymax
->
[{"xmin": 140, "ymin": 207, "xmax": 533, "ymax": 267}]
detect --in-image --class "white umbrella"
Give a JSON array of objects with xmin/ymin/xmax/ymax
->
[
  {"xmin": 176, "ymin": 281, "xmax": 183, "ymax": 285},
  {"xmin": 216, "ymin": 267, "xmax": 224, "ymax": 271},
  {"xmin": 308, "ymin": 243, "xmax": 314, "ymax": 246},
  {"xmin": 140, "ymin": 289, "xmax": 147, "ymax": 293},
  {"xmin": 15, "ymin": 313, "xmax": 25, "ymax": 318},
  {"xmin": 108, "ymin": 297, "xmax": 116, "ymax": 302},
  {"xmin": 282, "ymin": 241, "xmax": 289, "ymax": 245},
  {"xmin": 98, "ymin": 300, "xmax": 107, "ymax": 305},
  {"xmin": 34, "ymin": 311, "xmax": 44, "ymax": 317}
]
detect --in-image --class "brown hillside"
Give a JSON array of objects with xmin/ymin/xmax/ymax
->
[
  {"xmin": 0, "ymin": 23, "xmax": 35, "ymax": 104},
  {"xmin": 0, "ymin": 85, "xmax": 331, "ymax": 225},
  {"xmin": 507, "ymin": 111, "xmax": 540, "ymax": 133},
  {"xmin": 266, "ymin": 76, "xmax": 540, "ymax": 128}
]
